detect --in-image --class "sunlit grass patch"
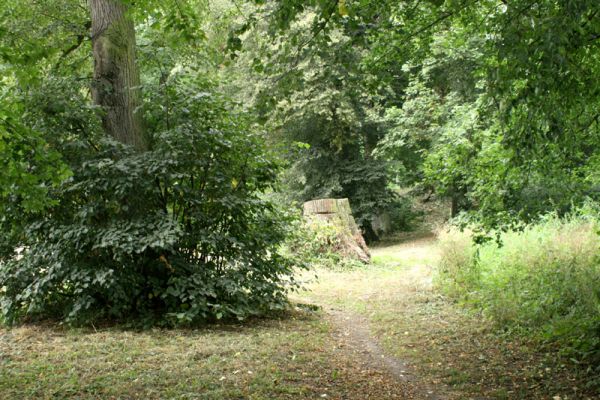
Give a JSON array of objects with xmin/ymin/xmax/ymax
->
[{"xmin": 437, "ymin": 213, "xmax": 600, "ymax": 368}]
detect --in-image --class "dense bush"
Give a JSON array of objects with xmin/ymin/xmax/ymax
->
[
  {"xmin": 437, "ymin": 209, "xmax": 600, "ymax": 371},
  {"xmin": 0, "ymin": 74, "xmax": 299, "ymax": 326}
]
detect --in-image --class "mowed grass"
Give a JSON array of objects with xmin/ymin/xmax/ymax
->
[
  {"xmin": 0, "ymin": 314, "xmax": 340, "ymax": 400},
  {"xmin": 0, "ymin": 309, "xmax": 411, "ymax": 400},
  {"xmin": 3, "ymin": 233, "xmax": 596, "ymax": 399}
]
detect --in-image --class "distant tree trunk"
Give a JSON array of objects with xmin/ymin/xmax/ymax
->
[
  {"xmin": 451, "ymin": 195, "xmax": 459, "ymax": 218},
  {"xmin": 90, "ymin": 0, "xmax": 146, "ymax": 150},
  {"xmin": 303, "ymin": 198, "xmax": 371, "ymax": 263}
]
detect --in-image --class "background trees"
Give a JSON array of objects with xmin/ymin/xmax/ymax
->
[{"xmin": 243, "ymin": 0, "xmax": 600, "ymax": 230}]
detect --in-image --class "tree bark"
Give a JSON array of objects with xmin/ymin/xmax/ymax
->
[
  {"xmin": 90, "ymin": 0, "xmax": 146, "ymax": 150},
  {"xmin": 303, "ymin": 198, "xmax": 371, "ymax": 263}
]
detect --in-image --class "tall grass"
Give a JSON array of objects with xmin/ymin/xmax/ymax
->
[{"xmin": 437, "ymin": 211, "xmax": 600, "ymax": 369}]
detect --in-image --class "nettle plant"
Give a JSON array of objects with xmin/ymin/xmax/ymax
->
[{"xmin": 0, "ymin": 74, "xmax": 299, "ymax": 326}]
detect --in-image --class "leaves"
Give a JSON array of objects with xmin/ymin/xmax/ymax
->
[
  {"xmin": 0, "ymin": 105, "xmax": 70, "ymax": 214},
  {"xmin": 0, "ymin": 69, "xmax": 298, "ymax": 326}
]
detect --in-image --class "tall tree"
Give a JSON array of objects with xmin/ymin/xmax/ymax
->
[{"xmin": 90, "ymin": 0, "xmax": 146, "ymax": 149}]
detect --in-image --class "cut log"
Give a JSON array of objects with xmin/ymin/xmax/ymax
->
[{"xmin": 303, "ymin": 198, "xmax": 370, "ymax": 263}]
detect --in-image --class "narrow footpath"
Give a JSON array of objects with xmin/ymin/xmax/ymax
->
[
  {"xmin": 300, "ymin": 235, "xmax": 451, "ymax": 399},
  {"xmin": 300, "ymin": 234, "xmax": 593, "ymax": 400}
]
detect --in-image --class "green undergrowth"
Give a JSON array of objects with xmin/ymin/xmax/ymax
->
[
  {"xmin": 282, "ymin": 217, "xmax": 366, "ymax": 271},
  {"xmin": 0, "ymin": 75, "xmax": 299, "ymax": 327},
  {"xmin": 437, "ymin": 210, "xmax": 600, "ymax": 387}
]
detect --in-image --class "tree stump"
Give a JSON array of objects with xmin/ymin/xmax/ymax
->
[{"xmin": 303, "ymin": 198, "xmax": 370, "ymax": 263}]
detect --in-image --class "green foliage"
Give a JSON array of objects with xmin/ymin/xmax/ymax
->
[
  {"xmin": 230, "ymin": 9, "xmax": 408, "ymax": 239},
  {"xmin": 254, "ymin": 0, "xmax": 600, "ymax": 229},
  {"xmin": 282, "ymin": 216, "xmax": 364, "ymax": 270},
  {"xmin": 437, "ymin": 208, "xmax": 600, "ymax": 372},
  {"xmin": 0, "ymin": 96, "xmax": 71, "ymax": 258},
  {"xmin": 483, "ymin": 1, "xmax": 600, "ymax": 155},
  {"xmin": 0, "ymin": 107, "xmax": 69, "ymax": 214},
  {"xmin": 358, "ymin": 1, "xmax": 600, "ymax": 227},
  {"xmin": 0, "ymin": 73, "xmax": 298, "ymax": 326}
]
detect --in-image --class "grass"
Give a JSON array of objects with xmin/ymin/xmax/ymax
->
[
  {"xmin": 0, "ymin": 314, "xmax": 335, "ymax": 399},
  {"xmin": 0, "ymin": 309, "xmax": 413, "ymax": 399},
  {"xmin": 300, "ymin": 235, "xmax": 598, "ymax": 399},
  {"xmin": 2, "ymin": 229, "xmax": 599, "ymax": 399}
]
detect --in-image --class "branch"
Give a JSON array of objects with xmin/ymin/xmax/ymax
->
[
  {"xmin": 373, "ymin": 0, "xmax": 480, "ymax": 64},
  {"xmin": 54, "ymin": 20, "xmax": 92, "ymax": 70}
]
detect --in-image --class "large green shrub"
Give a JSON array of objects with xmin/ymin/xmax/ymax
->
[
  {"xmin": 437, "ymin": 209, "xmax": 600, "ymax": 369},
  {"xmin": 0, "ymin": 74, "xmax": 298, "ymax": 326}
]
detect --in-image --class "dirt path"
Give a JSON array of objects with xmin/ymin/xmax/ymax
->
[
  {"xmin": 326, "ymin": 307, "xmax": 446, "ymax": 400},
  {"xmin": 301, "ymin": 235, "xmax": 450, "ymax": 399}
]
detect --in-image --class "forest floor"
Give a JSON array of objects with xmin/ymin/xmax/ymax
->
[{"xmin": 0, "ymin": 234, "xmax": 595, "ymax": 399}]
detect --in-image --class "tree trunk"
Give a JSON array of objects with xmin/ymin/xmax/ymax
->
[
  {"xmin": 303, "ymin": 198, "xmax": 370, "ymax": 263},
  {"xmin": 90, "ymin": 0, "xmax": 146, "ymax": 150}
]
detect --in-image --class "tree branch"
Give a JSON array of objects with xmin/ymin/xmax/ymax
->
[{"xmin": 54, "ymin": 20, "xmax": 92, "ymax": 70}]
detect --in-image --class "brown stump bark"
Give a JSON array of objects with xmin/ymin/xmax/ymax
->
[
  {"xmin": 90, "ymin": 0, "xmax": 146, "ymax": 150},
  {"xmin": 303, "ymin": 198, "xmax": 370, "ymax": 263}
]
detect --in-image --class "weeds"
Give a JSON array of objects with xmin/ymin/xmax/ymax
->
[
  {"xmin": 282, "ymin": 218, "xmax": 366, "ymax": 270},
  {"xmin": 437, "ymin": 210, "xmax": 600, "ymax": 385}
]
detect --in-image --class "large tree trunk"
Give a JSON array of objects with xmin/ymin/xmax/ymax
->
[
  {"xmin": 90, "ymin": 0, "xmax": 146, "ymax": 150},
  {"xmin": 303, "ymin": 198, "xmax": 370, "ymax": 263}
]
